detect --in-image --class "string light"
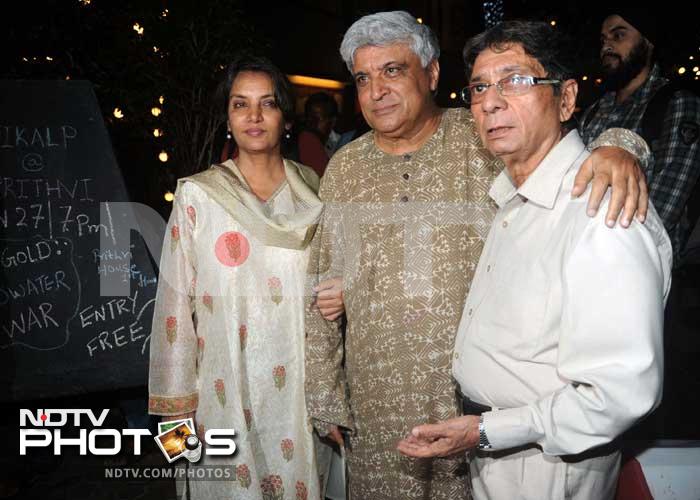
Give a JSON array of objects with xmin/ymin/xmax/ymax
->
[
  {"xmin": 151, "ymin": 107, "xmax": 162, "ymax": 116},
  {"xmin": 416, "ymin": 18, "xmax": 423, "ymax": 24},
  {"xmin": 693, "ymin": 66, "xmax": 699, "ymax": 72},
  {"xmin": 153, "ymin": 46, "xmax": 160, "ymax": 53},
  {"xmin": 159, "ymin": 96, "xmax": 165, "ymax": 105},
  {"xmin": 133, "ymin": 23, "xmax": 144, "ymax": 36},
  {"xmin": 159, "ymin": 151, "xmax": 169, "ymax": 162},
  {"xmin": 582, "ymin": 75, "xmax": 588, "ymax": 81},
  {"xmin": 153, "ymin": 129, "xmax": 163, "ymax": 137},
  {"xmin": 690, "ymin": 56, "xmax": 695, "ymax": 60},
  {"xmin": 79, "ymin": 0, "xmax": 91, "ymax": 5},
  {"xmin": 678, "ymin": 67, "xmax": 687, "ymax": 75},
  {"xmin": 550, "ymin": 20, "xmax": 556, "ymax": 26},
  {"xmin": 161, "ymin": 9, "xmax": 169, "ymax": 18},
  {"xmin": 164, "ymin": 192, "xmax": 174, "ymax": 202},
  {"xmin": 595, "ymin": 78, "xmax": 602, "ymax": 84},
  {"xmin": 449, "ymin": 92, "xmax": 457, "ymax": 99},
  {"xmin": 113, "ymin": 108, "xmax": 124, "ymax": 119},
  {"xmin": 483, "ymin": 1, "xmax": 504, "ymax": 29},
  {"xmin": 45, "ymin": 56, "xmax": 53, "ymax": 61}
]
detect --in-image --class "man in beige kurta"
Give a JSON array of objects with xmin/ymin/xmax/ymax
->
[{"xmin": 304, "ymin": 11, "xmax": 650, "ymax": 500}]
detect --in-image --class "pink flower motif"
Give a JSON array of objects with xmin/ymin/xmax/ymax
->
[
  {"xmin": 236, "ymin": 464, "xmax": 251, "ymax": 489},
  {"xmin": 165, "ymin": 316, "xmax": 177, "ymax": 344},
  {"xmin": 268, "ymin": 277, "xmax": 283, "ymax": 305},
  {"xmin": 214, "ymin": 379, "xmax": 226, "ymax": 407},
  {"xmin": 214, "ymin": 232, "xmax": 250, "ymax": 267},
  {"xmin": 273, "ymin": 365, "xmax": 286, "ymax": 390},
  {"xmin": 225, "ymin": 233, "xmax": 243, "ymax": 261},
  {"xmin": 202, "ymin": 292, "xmax": 213, "ymax": 312},
  {"xmin": 260, "ymin": 474, "xmax": 284, "ymax": 500},
  {"xmin": 243, "ymin": 408, "xmax": 253, "ymax": 430},
  {"xmin": 243, "ymin": 408, "xmax": 252, "ymax": 431},
  {"xmin": 186, "ymin": 206, "xmax": 196, "ymax": 225},
  {"xmin": 197, "ymin": 337, "xmax": 205, "ymax": 366},
  {"xmin": 170, "ymin": 225, "xmax": 180, "ymax": 253},
  {"xmin": 239, "ymin": 325, "xmax": 248, "ymax": 351},
  {"xmin": 280, "ymin": 438, "xmax": 294, "ymax": 461},
  {"xmin": 295, "ymin": 481, "xmax": 308, "ymax": 500}
]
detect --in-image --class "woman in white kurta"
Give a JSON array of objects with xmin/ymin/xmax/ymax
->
[{"xmin": 148, "ymin": 56, "xmax": 332, "ymax": 500}]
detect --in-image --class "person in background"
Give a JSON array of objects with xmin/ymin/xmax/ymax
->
[
  {"xmin": 580, "ymin": 7, "xmax": 700, "ymax": 439},
  {"xmin": 298, "ymin": 92, "xmax": 354, "ymax": 176}
]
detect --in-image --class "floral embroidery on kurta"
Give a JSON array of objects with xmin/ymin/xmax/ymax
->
[
  {"xmin": 215, "ymin": 231, "xmax": 250, "ymax": 267},
  {"xmin": 214, "ymin": 378, "xmax": 226, "ymax": 407},
  {"xmin": 165, "ymin": 316, "xmax": 177, "ymax": 344},
  {"xmin": 239, "ymin": 324, "xmax": 248, "ymax": 351},
  {"xmin": 244, "ymin": 408, "xmax": 252, "ymax": 431},
  {"xmin": 148, "ymin": 393, "xmax": 198, "ymax": 414},
  {"xmin": 187, "ymin": 205, "xmax": 196, "ymax": 225},
  {"xmin": 295, "ymin": 481, "xmax": 308, "ymax": 500},
  {"xmin": 170, "ymin": 225, "xmax": 180, "ymax": 253},
  {"xmin": 273, "ymin": 365, "xmax": 286, "ymax": 390},
  {"xmin": 281, "ymin": 438, "xmax": 294, "ymax": 461},
  {"xmin": 202, "ymin": 292, "xmax": 213, "ymax": 312},
  {"xmin": 261, "ymin": 474, "xmax": 284, "ymax": 500},
  {"xmin": 268, "ymin": 277, "xmax": 283, "ymax": 305},
  {"xmin": 236, "ymin": 464, "xmax": 251, "ymax": 489}
]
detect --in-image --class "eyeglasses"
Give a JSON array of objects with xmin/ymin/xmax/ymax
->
[{"xmin": 461, "ymin": 74, "xmax": 562, "ymax": 105}]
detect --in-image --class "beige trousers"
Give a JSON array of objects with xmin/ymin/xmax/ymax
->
[{"xmin": 470, "ymin": 444, "xmax": 621, "ymax": 500}]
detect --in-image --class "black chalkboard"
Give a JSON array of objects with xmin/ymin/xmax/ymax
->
[{"xmin": 0, "ymin": 80, "xmax": 158, "ymax": 401}]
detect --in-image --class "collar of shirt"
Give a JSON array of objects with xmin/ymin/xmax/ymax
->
[{"xmin": 488, "ymin": 130, "xmax": 587, "ymax": 209}]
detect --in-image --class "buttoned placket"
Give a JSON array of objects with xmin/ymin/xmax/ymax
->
[
  {"xmin": 400, "ymin": 153, "xmax": 412, "ymax": 203},
  {"xmin": 458, "ymin": 194, "xmax": 525, "ymax": 340}
]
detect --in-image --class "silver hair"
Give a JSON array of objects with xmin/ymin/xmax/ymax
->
[{"xmin": 340, "ymin": 11, "xmax": 440, "ymax": 73}]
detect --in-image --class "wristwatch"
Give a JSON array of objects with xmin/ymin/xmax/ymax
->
[{"xmin": 478, "ymin": 414, "xmax": 492, "ymax": 450}]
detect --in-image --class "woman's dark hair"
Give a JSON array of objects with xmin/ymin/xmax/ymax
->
[
  {"xmin": 222, "ymin": 54, "xmax": 295, "ymax": 123},
  {"xmin": 462, "ymin": 20, "xmax": 575, "ymax": 95}
]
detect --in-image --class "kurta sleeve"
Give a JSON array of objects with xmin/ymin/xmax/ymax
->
[
  {"xmin": 482, "ymin": 205, "xmax": 671, "ymax": 454},
  {"xmin": 304, "ymin": 160, "xmax": 355, "ymax": 433},
  {"xmin": 148, "ymin": 183, "xmax": 199, "ymax": 416},
  {"xmin": 588, "ymin": 127, "xmax": 652, "ymax": 172}
]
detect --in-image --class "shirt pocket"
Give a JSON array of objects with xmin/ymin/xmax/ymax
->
[{"xmin": 472, "ymin": 276, "xmax": 551, "ymax": 361}]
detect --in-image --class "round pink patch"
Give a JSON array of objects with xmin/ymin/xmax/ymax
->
[{"xmin": 215, "ymin": 231, "xmax": 250, "ymax": 267}]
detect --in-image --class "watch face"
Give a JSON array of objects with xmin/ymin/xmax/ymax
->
[{"xmin": 185, "ymin": 435, "xmax": 200, "ymax": 450}]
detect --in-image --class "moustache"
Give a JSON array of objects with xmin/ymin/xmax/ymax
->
[{"xmin": 601, "ymin": 52, "xmax": 621, "ymax": 63}]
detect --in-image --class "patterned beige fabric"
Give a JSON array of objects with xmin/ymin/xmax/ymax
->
[
  {"xmin": 305, "ymin": 108, "xmax": 501, "ymax": 500},
  {"xmin": 149, "ymin": 160, "xmax": 330, "ymax": 500}
]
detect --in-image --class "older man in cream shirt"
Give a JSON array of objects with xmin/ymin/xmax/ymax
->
[{"xmin": 398, "ymin": 20, "xmax": 672, "ymax": 499}]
